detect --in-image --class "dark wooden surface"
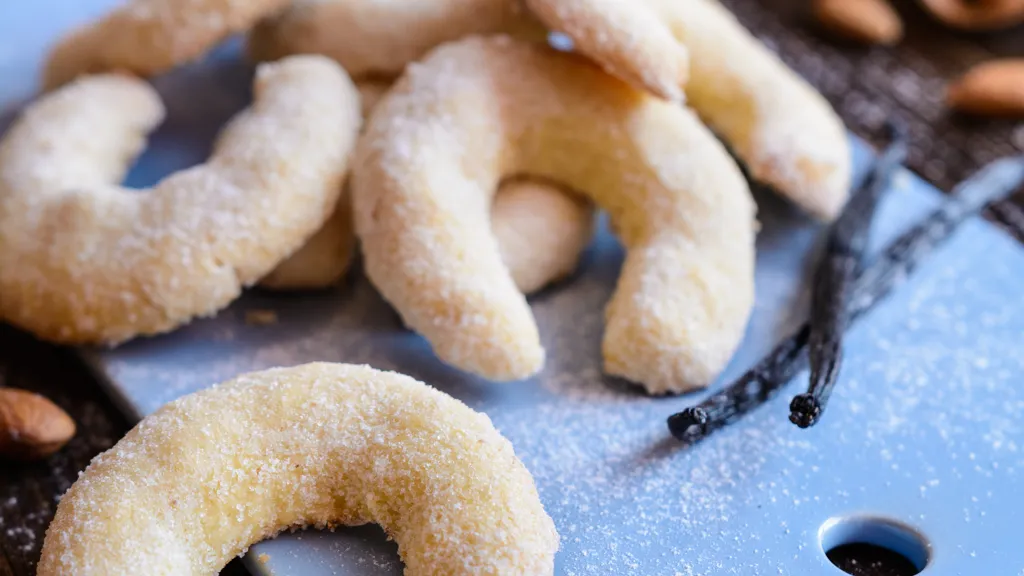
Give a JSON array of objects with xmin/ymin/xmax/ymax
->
[
  {"xmin": 0, "ymin": 327, "xmax": 254, "ymax": 574},
  {"xmin": 729, "ymin": 0, "xmax": 1024, "ymax": 189},
  {"xmin": 0, "ymin": 325, "xmax": 124, "ymax": 575},
  {"xmin": 0, "ymin": 327, "xmax": 252, "ymax": 575},
  {"xmin": 2, "ymin": 1, "xmax": 1024, "ymax": 575}
]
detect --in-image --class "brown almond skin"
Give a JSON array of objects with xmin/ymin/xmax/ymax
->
[
  {"xmin": 919, "ymin": 0, "xmax": 1024, "ymax": 31},
  {"xmin": 814, "ymin": 0, "xmax": 904, "ymax": 46},
  {"xmin": 948, "ymin": 59, "xmax": 1024, "ymax": 117},
  {"xmin": 0, "ymin": 388, "xmax": 76, "ymax": 460}
]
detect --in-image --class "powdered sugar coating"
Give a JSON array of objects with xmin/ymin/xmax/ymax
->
[
  {"xmin": 259, "ymin": 177, "xmax": 596, "ymax": 293},
  {"xmin": 92, "ymin": 151, "xmax": 1024, "ymax": 574},
  {"xmin": 528, "ymin": 0, "xmax": 852, "ymax": 220},
  {"xmin": 0, "ymin": 55, "xmax": 361, "ymax": 345},
  {"xmin": 525, "ymin": 0, "xmax": 690, "ymax": 101},
  {"xmin": 353, "ymin": 36, "xmax": 757, "ymax": 392},
  {"xmin": 246, "ymin": 0, "xmax": 546, "ymax": 80},
  {"xmin": 258, "ymin": 79, "xmax": 388, "ymax": 291},
  {"xmin": 260, "ymin": 177, "xmax": 596, "ymax": 293},
  {"xmin": 43, "ymin": 0, "xmax": 291, "ymax": 89},
  {"xmin": 259, "ymin": 190, "xmax": 359, "ymax": 291},
  {"xmin": 37, "ymin": 363, "xmax": 558, "ymax": 575},
  {"xmin": 491, "ymin": 179, "xmax": 595, "ymax": 294},
  {"xmin": 261, "ymin": 79, "xmax": 595, "ymax": 293},
  {"xmin": 247, "ymin": 1, "xmax": 594, "ymax": 293}
]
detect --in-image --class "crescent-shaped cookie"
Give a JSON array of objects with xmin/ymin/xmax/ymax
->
[
  {"xmin": 262, "ymin": 177, "xmax": 595, "ymax": 293},
  {"xmin": 0, "ymin": 56, "xmax": 360, "ymax": 345},
  {"xmin": 247, "ymin": 0, "xmax": 547, "ymax": 79},
  {"xmin": 490, "ymin": 179, "xmax": 595, "ymax": 295},
  {"xmin": 261, "ymin": 79, "xmax": 595, "ymax": 293},
  {"xmin": 37, "ymin": 363, "xmax": 558, "ymax": 575},
  {"xmin": 353, "ymin": 36, "xmax": 757, "ymax": 394},
  {"xmin": 246, "ymin": 1, "xmax": 597, "ymax": 292},
  {"xmin": 44, "ymin": 0, "xmax": 292, "ymax": 89},
  {"xmin": 527, "ymin": 0, "xmax": 852, "ymax": 220},
  {"xmin": 258, "ymin": 191, "xmax": 359, "ymax": 291}
]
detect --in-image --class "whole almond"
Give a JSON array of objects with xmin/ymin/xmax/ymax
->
[
  {"xmin": 948, "ymin": 59, "xmax": 1024, "ymax": 117},
  {"xmin": 0, "ymin": 388, "xmax": 76, "ymax": 460},
  {"xmin": 814, "ymin": 0, "xmax": 904, "ymax": 46},
  {"xmin": 919, "ymin": 0, "xmax": 1024, "ymax": 32}
]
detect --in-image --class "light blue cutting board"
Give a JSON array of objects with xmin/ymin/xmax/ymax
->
[{"xmin": 3, "ymin": 4, "xmax": 1024, "ymax": 575}]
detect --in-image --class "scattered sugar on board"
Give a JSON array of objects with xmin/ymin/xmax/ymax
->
[
  {"xmin": 97, "ymin": 182, "xmax": 1024, "ymax": 572},
  {"xmin": 0, "ymin": 392, "xmax": 120, "ymax": 566}
]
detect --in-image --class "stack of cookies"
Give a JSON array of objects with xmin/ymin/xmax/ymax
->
[{"xmin": 0, "ymin": 0, "xmax": 852, "ymax": 395}]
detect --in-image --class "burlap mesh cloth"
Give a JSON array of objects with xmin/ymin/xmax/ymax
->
[{"xmin": 723, "ymin": 0, "xmax": 1024, "ymax": 238}]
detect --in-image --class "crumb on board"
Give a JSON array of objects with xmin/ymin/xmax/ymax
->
[{"xmin": 245, "ymin": 310, "xmax": 279, "ymax": 326}]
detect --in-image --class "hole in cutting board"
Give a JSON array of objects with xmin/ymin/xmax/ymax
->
[
  {"xmin": 827, "ymin": 543, "xmax": 922, "ymax": 576},
  {"xmin": 819, "ymin": 515, "xmax": 929, "ymax": 576}
]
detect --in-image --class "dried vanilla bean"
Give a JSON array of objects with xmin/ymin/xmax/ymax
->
[
  {"xmin": 669, "ymin": 156, "xmax": 1024, "ymax": 441},
  {"xmin": 790, "ymin": 122, "xmax": 908, "ymax": 429}
]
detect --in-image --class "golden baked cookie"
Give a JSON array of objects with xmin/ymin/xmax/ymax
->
[
  {"xmin": 38, "ymin": 363, "xmax": 559, "ymax": 575},
  {"xmin": 247, "ymin": 0, "xmax": 546, "ymax": 79},
  {"xmin": 527, "ymin": 0, "xmax": 853, "ymax": 220},
  {"xmin": 491, "ymin": 179, "xmax": 595, "ymax": 295},
  {"xmin": 261, "ymin": 176, "xmax": 595, "ymax": 293},
  {"xmin": 0, "ymin": 56, "xmax": 361, "ymax": 345},
  {"xmin": 353, "ymin": 36, "xmax": 757, "ymax": 393},
  {"xmin": 44, "ymin": 0, "xmax": 292, "ymax": 89},
  {"xmin": 261, "ymin": 79, "xmax": 595, "ymax": 293}
]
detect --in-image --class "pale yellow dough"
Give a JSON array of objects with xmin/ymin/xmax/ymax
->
[
  {"xmin": 247, "ymin": 0, "xmax": 547, "ymax": 78},
  {"xmin": 262, "ymin": 176, "xmax": 595, "ymax": 292},
  {"xmin": 356, "ymin": 78, "xmax": 392, "ymax": 118},
  {"xmin": 259, "ymin": 80, "xmax": 388, "ymax": 290},
  {"xmin": 491, "ymin": 179, "xmax": 595, "ymax": 295},
  {"xmin": 37, "ymin": 363, "xmax": 559, "ymax": 575},
  {"xmin": 528, "ymin": 0, "xmax": 690, "ymax": 102},
  {"xmin": 0, "ymin": 56, "xmax": 361, "ymax": 345},
  {"xmin": 258, "ymin": 191, "xmax": 358, "ymax": 291},
  {"xmin": 353, "ymin": 36, "xmax": 757, "ymax": 393},
  {"xmin": 260, "ymin": 77, "xmax": 595, "ymax": 293},
  {"xmin": 527, "ymin": 0, "xmax": 852, "ymax": 220},
  {"xmin": 44, "ymin": 0, "xmax": 291, "ymax": 89}
]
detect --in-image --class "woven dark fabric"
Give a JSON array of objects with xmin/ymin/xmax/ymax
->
[{"xmin": 722, "ymin": 0, "xmax": 1024, "ymax": 238}]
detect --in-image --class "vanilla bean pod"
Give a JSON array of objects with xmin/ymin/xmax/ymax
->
[
  {"xmin": 989, "ymin": 200, "xmax": 1024, "ymax": 240},
  {"xmin": 790, "ymin": 122, "xmax": 908, "ymax": 428},
  {"xmin": 668, "ymin": 156, "xmax": 1024, "ymax": 441}
]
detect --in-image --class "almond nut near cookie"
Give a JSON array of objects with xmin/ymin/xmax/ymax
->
[
  {"xmin": 813, "ymin": 0, "xmax": 904, "ymax": 46},
  {"xmin": 0, "ymin": 388, "xmax": 76, "ymax": 460},
  {"xmin": 948, "ymin": 59, "xmax": 1024, "ymax": 117},
  {"xmin": 919, "ymin": 0, "xmax": 1024, "ymax": 31}
]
